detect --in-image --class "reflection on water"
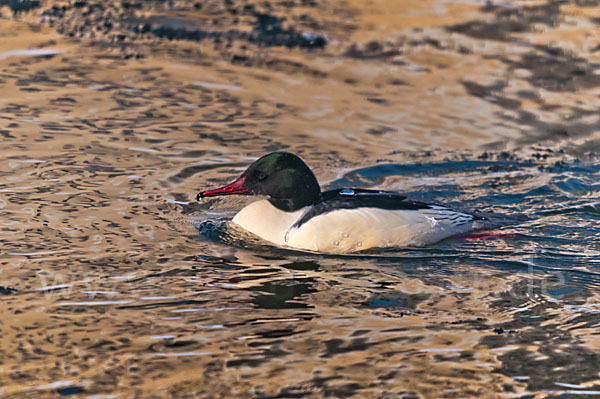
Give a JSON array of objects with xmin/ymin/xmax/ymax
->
[{"xmin": 2, "ymin": 0, "xmax": 600, "ymax": 397}]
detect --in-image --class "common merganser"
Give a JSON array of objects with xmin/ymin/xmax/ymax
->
[{"xmin": 197, "ymin": 152, "xmax": 490, "ymax": 254}]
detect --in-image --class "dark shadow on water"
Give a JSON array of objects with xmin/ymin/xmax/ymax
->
[{"xmin": 252, "ymin": 278, "xmax": 317, "ymax": 309}]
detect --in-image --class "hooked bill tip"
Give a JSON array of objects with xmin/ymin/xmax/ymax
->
[{"xmin": 196, "ymin": 191, "xmax": 213, "ymax": 200}]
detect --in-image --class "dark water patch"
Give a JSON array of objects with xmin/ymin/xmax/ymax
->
[
  {"xmin": 499, "ymin": 48, "xmax": 600, "ymax": 92},
  {"xmin": 448, "ymin": 2, "xmax": 561, "ymax": 41},
  {"xmin": 58, "ymin": 386, "xmax": 84, "ymax": 395},
  {"xmin": 1, "ymin": 0, "xmax": 41, "ymax": 14},
  {"xmin": 0, "ymin": 286, "xmax": 17, "ymax": 295},
  {"xmin": 226, "ymin": 342, "xmax": 291, "ymax": 368},
  {"xmin": 164, "ymin": 340, "xmax": 197, "ymax": 348},
  {"xmin": 254, "ymin": 328, "xmax": 298, "ymax": 339},
  {"xmin": 252, "ymin": 279, "xmax": 316, "ymax": 309},
  {"xmin": 41, "ymin": 0, "xmax": 327, "ymax": 61},
  {"xmin": 494, "ymin": 345, "xmax": 600, "ymax": 393},
  {"xmin": 51, "ymin": 97, "xmax": 77, "ymax": 104},
  {"xmin": 226, "ymin": 355, "xmax": 268, "ymax": 368},
  {"xmin": 344, "ymin": 41, "xmax": 401, "ymax": 59},
  {"xmin": 365, "ymin": 291, "xmax": 429, "ymax": 309},
  {"xmin": 0, "ymin": 129, "xmax": 16, "ymax": 139},
  {"xmin": 367, "ymin": 299, "xmax": 403, "ymax": 307},
  {"xmin": 321, "ymin": 337, "xmax": 372, "ymax": 358},
  {"xmin": 281, "ymin": 260, "xmax": 319, "ymax": 271},
  {"xmin": 462, "ymin": 80, "xmax": 522, "ymax": 110},
  {"xmin": 366, "ymin": 97, "xmax": 387, "ymax": 104},
  {"xmin": 323, "ymin": 383, "xmax": 363, "ymax": 399},
  {"xmin": 261, "ymin": 376, "xmax": 349, "ymax": 399},
  {"xmin": 261, "ymin": 57, "xmax": 328, "ymax": 78},
  {"xmin": 366, "ymin": 125, "xmax": 395, "ymax": 135},
  {"xmin": 195, "ymin": 220, "xmax": 230, "ymax": 243},
  {"xmin": 521, "ymin": 316, "xmax": 547, "ymax": 322},
  {"xmin": 193, "ymin": 253, "xmax": 240, "ymax": 265},
  {"xmin": 147, "ymin": 339, "xmax": 208, "ymax": 354}
]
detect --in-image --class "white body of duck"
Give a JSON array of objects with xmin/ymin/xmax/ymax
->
[
  {"xmin": 231, "ymin": 198, "xmax": 478, "ymax": 253},
  {"xmin": 198, "ymin": 152, "xmax": 486, "ymax": 254}
]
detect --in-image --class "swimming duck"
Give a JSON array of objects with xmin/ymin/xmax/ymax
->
[{"xmin": 197, "ymin": 152, "xmax": 488, "ymax": 254}]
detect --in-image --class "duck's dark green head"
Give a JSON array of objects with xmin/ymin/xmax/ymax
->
[{"xmin": 197, "ymin": 152, "xmax": 321, "ymax": 211}]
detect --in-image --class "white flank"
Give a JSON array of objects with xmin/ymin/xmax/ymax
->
[{"xmin": 231, "ymin": 200, "xmax": 476, "ymax": 254}]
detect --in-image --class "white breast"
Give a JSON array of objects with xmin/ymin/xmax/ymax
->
[
  {"xmin": 231, "ymin": 200, "xmax": 476, "ymax": 254},
  {"xmin": 231, "ymin": 200, "xmax": 305, "ymax": 247}
]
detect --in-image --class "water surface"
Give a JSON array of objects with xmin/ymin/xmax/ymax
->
[{"xmin": 2, "ymin": 1, "xmax": 600, "ymax": 398}]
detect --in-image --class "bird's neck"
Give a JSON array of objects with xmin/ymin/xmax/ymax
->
[{"xmin": 268, "ymin": 193, "xmax": 318, "ymax": 212}]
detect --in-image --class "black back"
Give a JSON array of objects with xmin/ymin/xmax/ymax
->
[{"xmin": 291, "ymin": 189, "xmax": 433, "ymax": 229}]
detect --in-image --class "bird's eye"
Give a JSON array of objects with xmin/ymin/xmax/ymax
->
[{"xmin": 255, "ymin": 171, "xmax": 266, "ymax": 181}]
